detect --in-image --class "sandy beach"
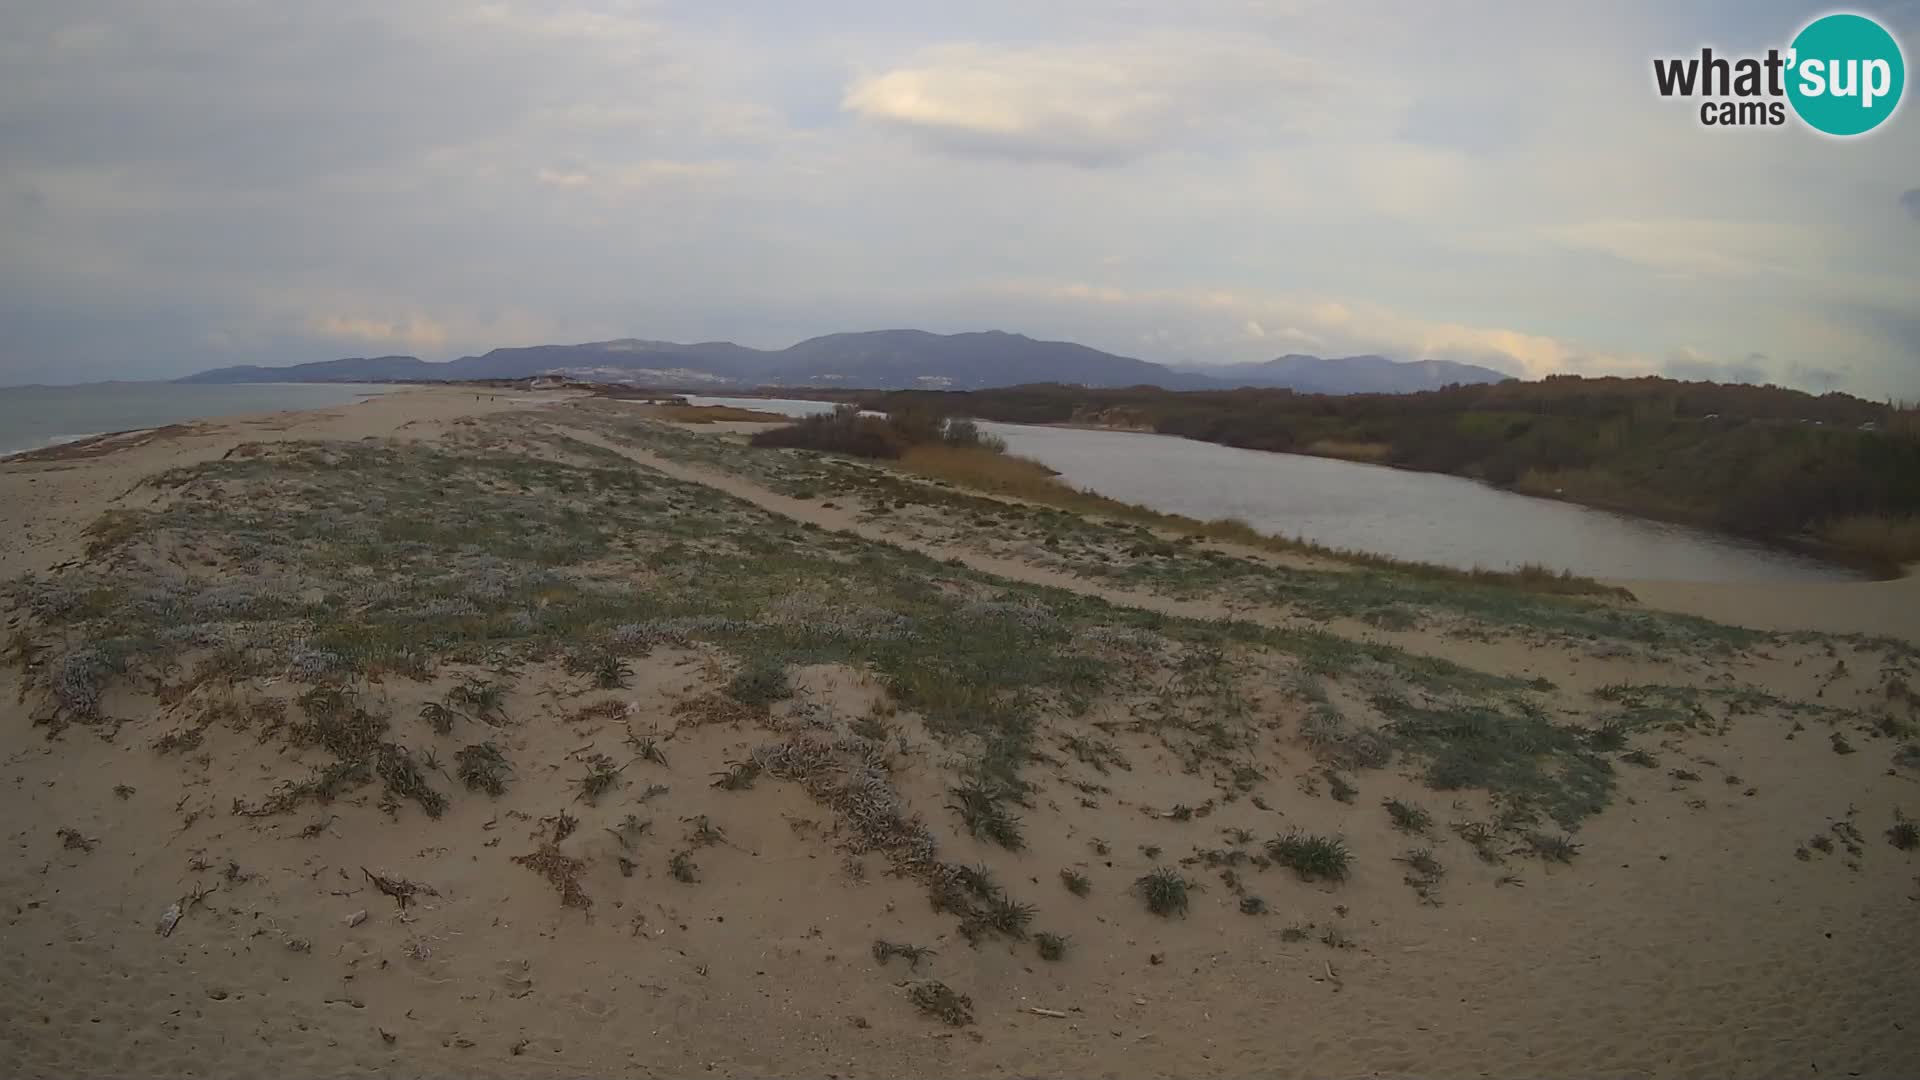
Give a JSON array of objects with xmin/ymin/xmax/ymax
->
[{"xmin": 3, "ymin": 389, "xmax": 1916, "ymax": 1079}]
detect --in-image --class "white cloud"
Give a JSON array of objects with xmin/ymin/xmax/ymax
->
[
  {"xmin": 304, "ymin": 313, "xmax": 451, "ymax": 351},
  {"xmin": 843, "ymin": 36, "xmax": 1369, "ymax": 166},
  {"xmin": 536, "ymin": 168, "xmax": 594, "ymax": 189}
]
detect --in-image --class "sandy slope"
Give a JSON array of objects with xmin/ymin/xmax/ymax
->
[
  {"xmin": 2, "ymin": 394, "xmax": 1917, "ymax": 1079},
  {"xmin": 1622, "ymin": 573, "xmax": 1920, "ymax": 643}
]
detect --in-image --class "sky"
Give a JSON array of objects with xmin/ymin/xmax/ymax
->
[{"xmin": 1, "ymin": 0, "xmax": 1917, "ymax": 395}]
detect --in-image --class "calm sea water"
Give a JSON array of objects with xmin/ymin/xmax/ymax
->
[
  {"xmin": 0, "ymin": 382, "xmax": 401, "ymax": 458},
  {"xmin": 685, "ymin": 395, "xmax": 1858, "ymax": 584}
]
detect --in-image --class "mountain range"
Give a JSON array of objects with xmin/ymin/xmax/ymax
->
[{"xmin": 178, "ymin": 329, "xmax": 1511, "ymax": 394}]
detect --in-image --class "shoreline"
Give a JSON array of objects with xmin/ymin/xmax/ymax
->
[
  {"xmin": 660, "ymin": 390, "xmax": 1889, "ymax": 581},
  {"xmin": 1022, "ymin": 417, "xmax": 1896, "ymax": 580}
]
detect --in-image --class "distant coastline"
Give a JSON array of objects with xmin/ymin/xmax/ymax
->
[{"xmin": 0, "ymin": 382, "xmax": 399, "ymax": 459}]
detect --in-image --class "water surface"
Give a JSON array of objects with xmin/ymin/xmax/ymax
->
[
  {"xmin": 0, "ymin": 382, "xmax": 401, "ymax": 458},
  {"xmin": 691, "ymin": 395, "xmax": 1857, "ymax": 583}
]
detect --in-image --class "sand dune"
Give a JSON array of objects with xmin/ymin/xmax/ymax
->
[{"xmin": 3, "ymin": 391, "xmax": 1916, "ymax": 1079}]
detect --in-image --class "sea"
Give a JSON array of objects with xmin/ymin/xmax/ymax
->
[{"xmin": 0, "ymin": 382, "xmax": 402, "ymax": 458}]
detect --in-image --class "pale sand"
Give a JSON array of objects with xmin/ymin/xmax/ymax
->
[
  {"xmin": 3, "ymin": 393, "xmax": 1917, "ymax": 1079},
  {"xmin": 1623, "ymin": 573, "xmax": 1920, "ymax": 643}
]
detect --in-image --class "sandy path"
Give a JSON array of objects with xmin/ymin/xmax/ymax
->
[{"xmin": 543, "ymin": 426, "xmax": 1861, "ymax": 702}]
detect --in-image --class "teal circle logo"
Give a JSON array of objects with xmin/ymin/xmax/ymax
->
[{"xmin": 1787, "ymin": 13, "xmax": 1905, "ymax": 136}]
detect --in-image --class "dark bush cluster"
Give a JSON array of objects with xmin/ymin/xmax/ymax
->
[{"xmin": 750, "ymin": 404, "xmax": 1004, "ymax": 460}]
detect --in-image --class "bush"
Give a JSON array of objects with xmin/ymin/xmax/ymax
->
[
  {"xmin": 750, "ymin": 406, "xmax": 908, "ymax": 459},
  {"xmin": 749, "ymin": 405, "xmax": 1007, "ymax": 461}
]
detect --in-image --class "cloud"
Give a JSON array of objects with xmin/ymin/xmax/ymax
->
[
  {"xmin": 843, "ymin": 37, "xmax": 1361, "ymax": 166},
  {"xmin": 993, "ymin": 281, "xmax": 1590, "ymax": 378},
  {"xmin": 0, "ymin": 2, "xmax": 1915, "ymax": 399},
  {"xmin": 1538, "ymin": 220, "xmax": 1809, "ymax": 278},
  {"xmin": 1904, "ymin": 188, "xmax": 1920, "ymax": 222},
  {"xmin": 304, "ymin": 314, "xmax": 451, "ymax": 352},
  {"xmin": 536, "ymin": 168, "xmax": 594, "ymax": 189},
  {"xmin": 1665, "ymin": 350, "xmax": 1768, "ymax": 385}
]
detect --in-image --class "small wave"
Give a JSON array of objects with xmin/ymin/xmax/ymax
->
[{"xmin": 2, "ymin": 432, "xmax": 106, "ymax": 460}]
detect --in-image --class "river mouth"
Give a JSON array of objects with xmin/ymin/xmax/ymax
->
[{"xmin": 683, "ymin": 396, "xmax": 1864, "ymax": 585}]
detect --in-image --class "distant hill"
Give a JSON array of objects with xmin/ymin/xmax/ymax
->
[
  {"xmin": 179, "ymin": 332, "xmax": 1505, "ymax": 393},
  {"xmin": 1194, "ymin": 354, "xmax": 1511, "ymax": 394}
]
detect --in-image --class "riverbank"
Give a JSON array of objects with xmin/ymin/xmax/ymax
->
[
  {"xmin": 853, "ymin": 382, "xmax": 1920, "ymax": 573},
  {"xmin": 1047, "ymin": 415, "xmax": 1907, "ymax": 580},
  {"xmin": 3, "ymin": 393, "xmax": 1917, "ymax": 1079}
]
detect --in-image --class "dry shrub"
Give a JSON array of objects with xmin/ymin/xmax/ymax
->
[
  {"xmin": 1817, "ymin": 515, "xmax": 1920, "ymax": 564},
  {"xmin": 513, "ymin": 845, "xmax": 591, "ymax": 909}
]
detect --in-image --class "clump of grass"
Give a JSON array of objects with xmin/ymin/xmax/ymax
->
[
  {"xmin": 375, "ymin": 745, "xmax": 448, "ymax": 818},
  {"xmin": 1059, "ymin": 868, "xmax": 1091, "ymax": 896},
  {"xmin": 1830, "ymin": 732, "xmax": 1855, "ymax": 755},
  {"xmin": 726, "ymin": 658, "xmax": 792, "ymax": 707},
  {"xmin": 710, "ymin": 760, "xmax": 761, "ymax": 791},
  {"xmin": 872, "ymin": 939, "xmax": 938, "ymax": 970},
  {"xmin": 576, "ymin": 753, "xmax": 624, "ymax": 805},
  {"xmin": 1034, "ymin": 932, "xmax": 1069, "ymax": 961},
  {"xmin": 1398, "ymin": 847, "xmax": 1446, "ymax": 903},
  {"xmin": 1266, "ymin": 831, "xmax": 1352, "ymax": 882},
  {"xmin": 1239, "ymin": 896, "xmax": 1268, "ymax": 915},
  {"xmin": 1383, "ymin": 797, "xmax": 1431, "ymax": 835},
  {"xmin": 1527, "ymin": 832, "xmax": 1581, "ymax": 863},
  {"xmin": 1280, "ymin": 924, "xmax": 1310, "ymax": 942},
  {"xmin": 448, "ymin": 677, "xmax": 509, "ymax": 725},
  {"xmin": 1583, "ymin": 722, "xmax": 1630, "ymax": 752},
  {"xmin": 1134, "ymin": 866, "xmax": 1197, "ymax": 917},
  {"xmin": 1620, "ymin": 748, "xmax": 1659, "ymax": 768},
  {"xmin": 1669, "ymin": 768, "xmax": 1702, "ymax": 782},
  {"xmin": 455, "ymin": 741, "xmax": 511, "ymax": 795},
  {"xmin": 683, "ymin": 815, "xmax": 726, "ymax": 848},
  {"xmin": 1889, "ymin": 811, "xmax": 1918, "ymax": 851},
  {"xmin": 1399, "ymin": 848, "xmax": 1444, "ymax": 878},
  {"xmin": 113, "ymin": 784, "xmax": 135, "ymax": 800},
  {"xmin": 566, "ymin": 648, "xmax": 632, "ymax": 690},
  {"xmin": 971, "ymin": 895, "xmax": 1035, "ymax": 941},
  {"xmin": 1300, "ymin": 706, "xmax": 1393, "ymax": 771},
  {"xmin": 947, "ymin": 779, "xmax": 1025, "ymax": 851},
  {"xmin": 907, "ymin": 980, "xmax": 974, "ymax": 1026},
  {"xmin": 627, "ymin": 728, "xmax": 669, "ymax": 766},
  {"xmin": 953, "ymin": 863, "xmax": 1000, "ymax": 899},
  {"xmin": 152, "ymin": 727, "xmax": 205, "ymax": 755},
  {"xmin": 668, "ymin": 850, "xmax": 699, "ymax": 883},
  {"xmin": 57, "ymin": 827, "xmax": 97, "ymax": 852}
]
